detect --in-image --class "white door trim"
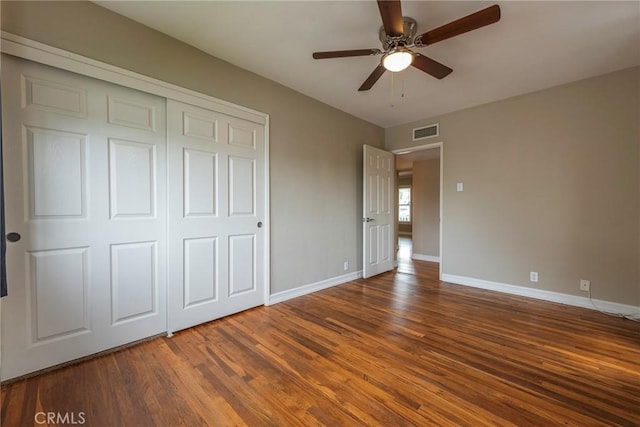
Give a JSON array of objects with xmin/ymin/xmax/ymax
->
[
  {"xmin": 0, "ymin": 32, "xmax": 267, "ymax": 124},
  {"xmin": 392, "ymin": 142, "xmax": 443, "ymax": 281},
  {"xmin": 0, "ymin": 31, "xmax": 271, "ymax": 324}
]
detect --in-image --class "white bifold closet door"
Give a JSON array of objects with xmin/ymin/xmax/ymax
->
[
  {"xmin": 1, "ymin": 55, "xmax": 167, "ymax": 380},
  {"xmin": 167, "ymin": 100, "xmax": 266, "ymax": 332}
]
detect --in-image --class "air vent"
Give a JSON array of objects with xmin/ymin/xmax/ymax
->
[{"xmin": 413, "ymin": 123, "xmax": 439, "ymax": 141}]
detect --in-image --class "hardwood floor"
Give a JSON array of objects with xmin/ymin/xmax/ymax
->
[{"xmin": 2, "ymin": 260, "xmax": 639, "ymax": 426}]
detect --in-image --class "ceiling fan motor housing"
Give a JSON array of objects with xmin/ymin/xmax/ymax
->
[{"xmin": 379, "ymin": 17, "xmax": 417, "ymax": 50}]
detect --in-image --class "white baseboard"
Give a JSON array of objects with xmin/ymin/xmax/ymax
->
[
  {"xmin": 412, "ymin": 253, "xmax": 440, "ymax": 263},
  {"xmin": 268, "ymin": 271, "xmax": 362, "ymax": 305},
  {"xmin": 441, "ymin": 274, "xmax": 640, "ymax": 315}
]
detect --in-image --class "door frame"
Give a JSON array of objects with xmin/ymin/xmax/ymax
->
[
  {"xmin": 0, "ymin": 31, "xmax": 271, "ymax": 324},
  {"xmin": 392, "ymin": 142, "xmax": 443, "ymax": 280}
]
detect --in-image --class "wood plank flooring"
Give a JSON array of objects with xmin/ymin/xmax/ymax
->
[{"xmin": 2, "ymin": 260, "xmax": 639, "ymax": 426}]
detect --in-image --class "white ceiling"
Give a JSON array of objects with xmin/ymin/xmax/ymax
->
[{"xmin": 95, "ymin": 1, "xmax": 640, "ymax": 128}]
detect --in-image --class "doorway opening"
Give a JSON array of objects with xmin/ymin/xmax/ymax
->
[{"xmin": 393, "ymin": 143, "xmax": 442, "ymax": 278}]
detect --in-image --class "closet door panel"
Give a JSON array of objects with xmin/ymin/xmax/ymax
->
[
  {"xmin": 168, "ymin": 100, "xmax": 266, "ymax": 332},
  {"xmin": 1, "ymin": 55, "xmax": 167, "ymax": 380}
]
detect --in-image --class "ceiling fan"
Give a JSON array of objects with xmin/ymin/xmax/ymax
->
[{"xmin": 312, "ymin": 1, "xmax": 501, "ymax": 91}]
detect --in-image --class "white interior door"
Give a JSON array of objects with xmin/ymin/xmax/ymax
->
[
  {"xmin": 167, "ymin": 100, "xmax": 266, "ymax": 333},
  {"xmin": 1, "ymin": 55, "xmax": 167, "ymax": 380},
  {"xmin": 363, "ymin": 145, "xmax": 395, "ymax": 278}
]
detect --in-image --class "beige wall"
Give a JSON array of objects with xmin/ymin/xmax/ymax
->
[
  {"xmin": 412, "ymin": 159, "xmax": 440, "ymax": 258},
  {"xmin": 1, "ymin": 1, "xmax": 385, "ymax": 293},
  {"xmin": 387, "ymin": 67, "xmax": 640, "ymax": 305}
]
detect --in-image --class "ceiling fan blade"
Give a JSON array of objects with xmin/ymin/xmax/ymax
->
[
  {"xmin": 411, "ymin": 54, "xmax": 453, "ymax": 79},
  {"xmin": 414, "ymin": 4, "xmax": 501, "ymax": 46},
  {"xmin": 358, "ymin": 65, "xmax": 386, "ymax": 91},
  {"xmin": 377, "ymin": 0, "xmax": 404, "ymax": 37},
  {"xmin": 313, "ymin": 49, "xmax": 382, "ymax": 59}
]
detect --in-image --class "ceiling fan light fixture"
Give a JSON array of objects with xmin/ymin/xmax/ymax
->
[{"xmin": 382, "ymin": 48, "xmax": 413, "ymax": 72}]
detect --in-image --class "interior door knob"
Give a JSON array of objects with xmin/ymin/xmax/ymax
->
[
  {"xmin": 6, "ymin": 232, "xmax": 21, "ymax": 242},
  {"xmin": 257, "ymin": 221, "xmax": 263, "ymax": 228}
]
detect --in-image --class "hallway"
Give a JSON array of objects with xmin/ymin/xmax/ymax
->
[
  {"xmin": 397, "ymin": 236, "xmax": 416, "ymax": 275},
  {"xmin": 398, "ymin": 236, "xmax": 412, "ymax": 260}
]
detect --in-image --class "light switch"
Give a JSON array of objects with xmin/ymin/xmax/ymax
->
[{"xmin": 456, "ymin": 182, "xmax": 464, "ymax": 192}]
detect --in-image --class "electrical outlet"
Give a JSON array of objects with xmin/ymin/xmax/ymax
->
[
  {"xmin": 530, "ymin": 272, "xmax": 538, "ymax": 283},
  {"xmin": 580, "ymin": 279, "xmax": 590, "ymax": 292},
  {"xmin": 343, "ymin": 261, "xmax": 349, "ymax": 271}
]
